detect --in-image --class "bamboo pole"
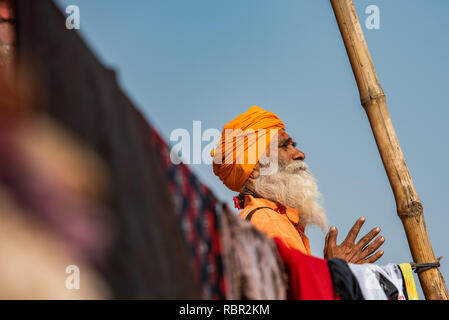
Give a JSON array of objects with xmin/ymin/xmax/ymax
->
[{"xmin": 329, "ymin": 0, "xmax": 448, "ymax": 300}]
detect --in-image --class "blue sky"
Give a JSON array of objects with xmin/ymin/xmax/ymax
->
[{"xmin": 56, "ymin": 0, "xmax": 449, "ymax": 299}]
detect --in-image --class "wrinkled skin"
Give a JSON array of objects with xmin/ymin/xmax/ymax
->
[{"xmin": 324, "ymin": 217, "xmax": 385, "ymax": 263}]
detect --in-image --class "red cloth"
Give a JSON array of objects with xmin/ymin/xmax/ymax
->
[{"xmin": 274, "ymin": 238, "xmax": 339, "ymax": 300}]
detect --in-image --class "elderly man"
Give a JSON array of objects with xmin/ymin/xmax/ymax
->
[{"xmin": 212, "ymin": 106, "xmax": 385, "ymax": 263}]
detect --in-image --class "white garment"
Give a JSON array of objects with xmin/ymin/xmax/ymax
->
[
  {"xmin": 348, "ymin": 264, "xmax": 387, "ymax": 300},
  {"xmin": 349, "ymin": 263, "xmax": 406, "ymax": 300},
  {"xmin": 380, "ymin": 264, "xmax": 407, "ymax": 300}
]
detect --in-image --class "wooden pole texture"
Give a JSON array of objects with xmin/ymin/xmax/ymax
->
[{"xmin": 330, "ymin": 0, "xmax": 448, "ymax": 300}]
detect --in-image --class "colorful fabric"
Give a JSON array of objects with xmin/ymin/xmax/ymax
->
[
  {"xmin": 220, "ymin": 204, "xmax": 287, "ymax": 300},
  {"xmin": 348, "ymin": 264, "xmax": 389, "ymax": 300},
  {"xmin": 151, "ymin": 128, "xmax": 226, "ymax": 300},
  {"xmin": 349, "ymin": 263, "xmax": 406, "ymax": 300},
  {"xmin": 399, "ymin": 263, "xmax": 419, "ymax": 300},
  {"xmin": 376, "ymin": 271, "xmax": 400, "ymax": 300},
  {"xmin": 380, "ymin": 264, "xmax": 407, "ymax": 300},
  {"xmin": 327, "ymin": 258, "xmax": 364, "ymax": 300},
  {"xmin": 274, "ymin": 238, "xmax": 338, "ymax": 300},
  {"xmin": 211, "ymin": 106, "xmax": 285, "ymax": 192},
  {"xmin": 239, "ymin": 195, "xmax": 311, "ymax": 255}
]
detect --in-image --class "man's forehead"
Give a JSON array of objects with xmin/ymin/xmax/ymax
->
[{"xmin": 278, "ymin": 129, "xmax": 291, "ymax": 141}]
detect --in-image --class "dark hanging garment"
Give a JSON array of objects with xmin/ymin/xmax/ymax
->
[{"xmin": 327, "ymin": 258, "xmax": 365, "ymax": 300}]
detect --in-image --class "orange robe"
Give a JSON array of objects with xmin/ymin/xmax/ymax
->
[{"xmin": 239, "ymin": 195, "xmax": 311, "ymax": 255}]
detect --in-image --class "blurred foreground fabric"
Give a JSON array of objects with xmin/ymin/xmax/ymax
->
[{"xmin": 0, "ymin": 114, "xmax": 112, "ymax": 299}]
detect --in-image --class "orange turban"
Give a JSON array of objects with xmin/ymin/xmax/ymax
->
[{"xmin": 211, "ymin": 106, "xmax": 285, "ymax": 192}]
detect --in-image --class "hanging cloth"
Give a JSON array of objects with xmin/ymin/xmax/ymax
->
[
  {"xmin": 327, "ymin": 258, "xmax": 364, "ymax": 300},
  {"xmin": 348, "ymin": 264, "xmax": 389, "ymax": 300},
  {"xmin": 151, "ymin": 127, "xmax": 226, "ymax": 299},
  {"xmin": 349, "ymin": 263, "xmax": 408, "ymax": 300},
  {"xmin": 220, "ymin": 204, "xmax": 288, "ymax": 300},
  {"xmin": 379, "ymin": 264, "xmax": 407, "ymax": 300},
  {"xmin": 398, "ymin": 263, "xmax": 419, "ymax": 300},
  {"xmin": 274, "ymin": 238, "xmax": 338, "ymax": 300}
]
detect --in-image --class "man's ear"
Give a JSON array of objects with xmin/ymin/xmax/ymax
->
[{"xmin": 240, "ymin": 163, "xmax": 261, "ymax": 197}]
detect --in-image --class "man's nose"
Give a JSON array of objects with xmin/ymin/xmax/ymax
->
[{"xmin": 293, "ymin": 149, "xmax": 306, "ymax": 161}]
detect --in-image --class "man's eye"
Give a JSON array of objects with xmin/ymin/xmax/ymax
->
[{"xmin": 292, "ymin": 141, "xmax": 297, "ymax": 147}]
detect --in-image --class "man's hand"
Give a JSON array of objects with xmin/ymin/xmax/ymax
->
[{"xmin": 323, "ymin": 217, "xmax": 385, "ymax": 264}]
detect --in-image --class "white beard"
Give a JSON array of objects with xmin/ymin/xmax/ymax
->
[{"xmin": 254, "ymin": 156, "xmax": 327, "ymax": 232}]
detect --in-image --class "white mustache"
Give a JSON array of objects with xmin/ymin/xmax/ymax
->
[{"xmin": 282, "ymin": 160, "xmax": 308, "ymax": 174}]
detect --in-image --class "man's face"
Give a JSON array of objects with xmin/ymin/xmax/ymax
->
[
  {"xmin": 253, "ymin": 129, "xmax": 327, "ymax": 230},
  {"xmin": 276, "ymin": 129, "xmax": 306, "ymax": 167}
]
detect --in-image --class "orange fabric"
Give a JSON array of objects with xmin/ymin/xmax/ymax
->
[
  {"xmin": 211, "ymin": 106, "xmax": 284, "ymax": 192},
  {"xmin": 239, "ymin": 195, "xmax": 311, "ymax": 255}
]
